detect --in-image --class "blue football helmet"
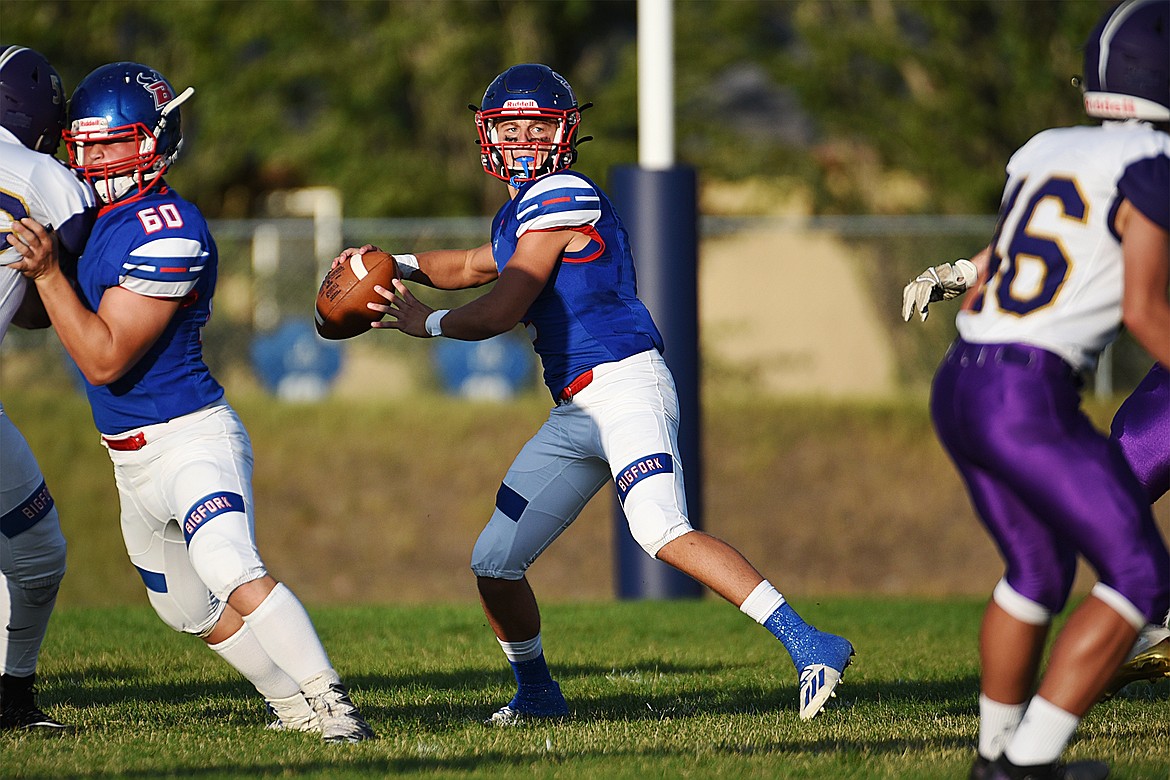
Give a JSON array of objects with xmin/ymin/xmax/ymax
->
[
  {"xmin": 1081, "ymin": 0, "xmax": 1169, "ymax": 122},
  {"xmin": 64, "ymin": 62, "xmax": 194, "ymax": 203},
  {"xmin": 474, "ymin": 63, "xmax": 582, "ymax": 184},
  {"xmin": 0, "ymin": 45, "xmax": 65, "ymax": 155}
]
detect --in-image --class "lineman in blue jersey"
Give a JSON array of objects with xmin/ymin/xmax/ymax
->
[
  {"xmin": 902, "ymin": 3, "xmax": 1169, "ymax": 778},
  {"xmin": 336, "ymin": 63, "xmax": 855, "ymax": 724},
  {"xmin": 7, "ymin": 62, "xmax": 374, "ymax": 742},
  {"xmin": 0, "ymin": 45, "xmax": 95, "ymax": 731}
]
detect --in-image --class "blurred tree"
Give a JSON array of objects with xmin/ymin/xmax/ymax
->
[{"xmin": 6, "ymin": 0, "xmax": 1112, "ymax": 218}]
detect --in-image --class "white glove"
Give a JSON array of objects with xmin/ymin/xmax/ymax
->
[{"xmin": 901, "ymin": 258, "xmax": 979, "ymax": 322}]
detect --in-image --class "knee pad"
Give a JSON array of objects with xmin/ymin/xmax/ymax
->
[
  {"xmin": 6, "ymin": 577, "xmax": 61, "ymax": 618},
  {"xmin": 624, "ymin": 498, "xmax": 693, "ymax": 557},
  {"xmin": 470, "ymin": 510, "xmax": 530, "ymax": 580},
  {"xmin": 147, "ymin": 589, "xmax": 226, "ymax": 637},
  {"xmin": 993, "ymin": 579, "xmax": 1052, "ymax": 625},
  {"xmin": 136, "ymin": 522, "xmax": 227, "ymax": 637},
  {"xmin": 1091, "ymin": 583, "xmax": 1149, "ymax": 631},
  {"xmin": 1000, "ymin": 552, "xmax": 1076, "ymax": 616},
  {"xmin": 1, "ymin": 500, "xmax": 67, "ymax": 587},
  {"xmin": 21, "ymin": 578, "xmax": 61, "ymax": 608},
  {"xmin": 186, "ymin": 515, "xmax": 267, "ymax": 601}
]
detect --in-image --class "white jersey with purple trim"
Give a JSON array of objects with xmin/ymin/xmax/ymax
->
[
  {"xmin": 74, "ymin": 183, "xmax": 223, "ymax": 434},
  {"xmin": 0, "ymin": 127, "xmax": 96, "ymax": 344},
  {"xmin": 491, "ymin": 170, "xmax": 663, "ymax": 397},
  {"xmin": 957, "ymin": 120, "xmax": 1170, "ymax": 372}
]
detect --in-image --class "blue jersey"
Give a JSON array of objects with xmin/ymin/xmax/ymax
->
[
  {"xmin": 491, "ymin": 170, "xmax": 663, "ymax": 396},
  {"xmin": 75, "ymin": 184, "xmax": 223, "ymax": 433}
]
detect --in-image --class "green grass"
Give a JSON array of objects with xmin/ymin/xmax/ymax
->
[{"xmin": 3, "ymin": 599, "xmax": 1167, "ymax": 779}]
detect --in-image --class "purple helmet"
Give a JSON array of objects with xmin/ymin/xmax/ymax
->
[
  {"xmin": 1082, "ymin": 0, "xmax": 1169, "ymax": 122},
  {"xmin": 0, "ymin": 45, "xmax": 66, "ymax": 154},
  {"xmin": 474, "ymin": 63, "xmax": 582, "ymax": 184}
]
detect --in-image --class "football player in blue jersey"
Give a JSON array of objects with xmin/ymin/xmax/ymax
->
[
  {"xmin": 6, "ymin": 62, "xmax": 374, "ymax": 742},
  {"xmin": 903, "ymin": 1, "xmax": 1168, "ymax": 778},
  {"xmin": 334, "ymin": 62, "xmax": 855, "ymax": 724},
  {"xmin": 0, "ymin": 44, "xmax": 96, "ymax": 731}
]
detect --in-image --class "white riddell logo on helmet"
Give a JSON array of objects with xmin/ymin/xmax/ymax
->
[
  {"xmin": 503, "ymin": 99, "xmax": 539, "ymax": 108},
  {"xmin": 71, "ymin": 116, "xmax": 110, "ymax": 136},
  {"xmin": 137, "ymin": 72, "xmax": 174, "ymax": 109}
]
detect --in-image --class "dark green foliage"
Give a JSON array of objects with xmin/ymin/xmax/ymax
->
[{"xmin": 6, "ymin": 0, "xmax": 1114, "ymax": 219}]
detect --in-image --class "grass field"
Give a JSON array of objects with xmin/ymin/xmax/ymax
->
[
  {"xmin": 2, "ymin": 599, "xmax": 1167, "ymax": 779},
  {"xmin": 6, "ymin": 388, "xmax": 1166, "ymax": 609}
]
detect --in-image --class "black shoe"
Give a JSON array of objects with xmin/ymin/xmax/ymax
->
[
  {"xmin": 986, "ymin": 755, "xmax": 1109, "ymax": 780},
  {"xmin": 970, "ymin": 755, "xmax": 993, "ymax": 780},
  {"xmin": 0, "ymin": 673, "xmax": 69, "ymax": 731}
]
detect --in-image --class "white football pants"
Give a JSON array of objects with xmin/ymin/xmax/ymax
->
[
  {"xmin": 471, "ymin": 349, "xmax": 694, "ymax": 579},
  {"xmin": 104, "ymin": 403, "xmax": 267, "ymax": 637}
]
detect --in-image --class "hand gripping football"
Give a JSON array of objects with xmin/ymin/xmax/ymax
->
[{"xmin": 314, "ymin": 251, "xmax": 400, "ymax": 340}]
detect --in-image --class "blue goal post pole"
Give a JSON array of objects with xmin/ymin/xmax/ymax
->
[{"xmin": 608, "ymin": 165, "xmax": 703, "ymax": 600}]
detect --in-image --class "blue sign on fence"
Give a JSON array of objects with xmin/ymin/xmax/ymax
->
[
  {"xmin": 432, "ymin": 335, "xmax": 532, "ymax": 400},
  {"xmin": 251, "ymin": 319, "xmax": 343, "ymax": 401}
]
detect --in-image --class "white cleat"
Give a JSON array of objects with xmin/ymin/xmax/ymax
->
[
  {"xmin": 799, "ymin": 663, "xmax": 845, "ymax": 720},
  {"xmin": 265, "ymin": 692, "xmax": 321, "ymax": 733},
  {"xmin": 308, "ymin": 683, "xmax": 376, "ymax": 743},
  {"xmin": 486, "ymin": 705, "xmax": 526, "ymax": 727},
  {"xmin": 796, "ymin": 631, "xmax": 854, "ymax": 721}
]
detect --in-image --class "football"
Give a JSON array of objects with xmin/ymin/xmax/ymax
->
[{"xmin": 314, "ymin": 251, "xmax": 400, "ymax": 340}]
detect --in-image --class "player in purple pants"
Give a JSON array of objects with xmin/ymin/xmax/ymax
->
[
  {"xmin": 905, "ymin": 2, "xmax": 1169, "ymax": 778},
  {"xmin": 1110, "ymin": 363, "xmax": 1170, "ymax": 501},
  {"xmin": 1101, "ymin": 363, "xmax": 1170, "ymax": 695},
  {"xmin": 906, "ymin": 267, "xmax": 1170, "ymax": 704}
]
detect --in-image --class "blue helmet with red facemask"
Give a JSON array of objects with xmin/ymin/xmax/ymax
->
[
  {"xmin": 0, "ymin": 45, "xmax": 66, "ymax": 154},
  {"xmin": 474, "ymin": 63, "xmax": 583, "ymax": 185},
  {"xmin": 1081, "ymin": 0, "xmax": 1169, "ymax": 122},
  {"xmin": 64, "ymin": 62, "xmax": 194, "ymax": 203}
]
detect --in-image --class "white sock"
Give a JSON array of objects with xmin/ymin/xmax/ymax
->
[
  {"xmin": 208, "ymin": 622, "xmax": 300, "ymax": 700},
  {"xmin": 738, "ymin": 581, "xmax": 786, "ymax": 624},
  {"xmin": 977, "ymin": 694, "xmax": 1026, "ymax": 760},
  {"xmin": 241, "ymin": 582, "xmax": 335, "ymax": 690},
  {"xmin": 498, "ymin": 634, "xmax": 542, "ymax": 663},
  {"xmin": 1003, "ymin": 696, "xmax": 1079, "ymax": 767}
]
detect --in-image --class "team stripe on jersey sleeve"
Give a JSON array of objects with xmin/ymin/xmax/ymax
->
[
  {"xmin": 515, "ymin": 175, "xmax": 602, "ymax": 237},
  {"xmin": 119, "ymin": 236, "xmax": 207, "ymax": 297}
]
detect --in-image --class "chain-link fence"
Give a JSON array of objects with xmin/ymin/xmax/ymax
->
[{"xmin": 2, "ymin": 215, "xmax": 1147, "ymax": 402}]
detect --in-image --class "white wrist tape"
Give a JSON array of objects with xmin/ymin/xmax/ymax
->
[
  {"xmin": 424, "ymin": 309, "xmax": 449, "ymax": 337},
  {"xmin": 392, "ymin": 253, "xmax": 420, "ymax": 280},
  {"xmin": 954, "ymin": 258, "xmax": 978, "ymax": 288}
]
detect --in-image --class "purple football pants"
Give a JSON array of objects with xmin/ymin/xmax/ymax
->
[
  {"xmin": 931, "ymin": 340, "xmax": 1169, "ymax": 621},
  {"xmin": 1111, "ymin": 363, "xmax": 1170, "ymax": 503}
]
